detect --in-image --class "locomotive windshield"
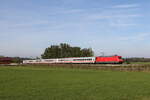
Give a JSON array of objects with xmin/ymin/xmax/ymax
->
[{"xmin": 118, "ymin": 56, "xmax": 122, "ymax": 59}]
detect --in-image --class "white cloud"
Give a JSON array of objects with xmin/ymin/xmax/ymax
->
[
  {"xmin": 85, "ymin": 12, "xmax": 141, "ymax": 27},
  {"xmin": 47, "ymin": 8, "xmax": 84, "ymax": 15},
  {"xmin": 112, "ymin": 4, "xmax": 140, "ymax": 9},
  {"xmin": 119, "ymin": 33, "xmax": 150, "ymax": 41},
  {"xmin": 86, "ymin": 13, "xmax": 141, "ymax": 20},
  {"xmin": 110, "ymin": 23, "xmax": 137, "ymax": 27}
]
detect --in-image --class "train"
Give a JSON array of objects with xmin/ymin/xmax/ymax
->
[
  {"xmin": 23, "ymin": 55, "xmax": 123, "ymax": 64},
  {"xmin": 0, "ymin": 57, "xmax": 12, "ymax": 64}
]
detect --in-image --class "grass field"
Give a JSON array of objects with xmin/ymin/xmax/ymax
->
[
  {"xmin": 0, "ymin": 66, "xmax": 150, "ymax": 100},
  {"xmin": 130, "ymin": 62, "xmax": 150, "ymax": 65}
]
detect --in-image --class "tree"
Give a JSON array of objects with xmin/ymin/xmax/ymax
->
[
  {"xmin": 60, "ymin": 43, "xmax": 72, "ymax": 58},
  {"xmin": 0, "ymin": 56, "xmax": 4, "ymax": 58},
  {"xmin": 41, "ymin": 45, "xmax": 61, "ymax": 58},
  {"xmin": 71, "ymin": 47, "xmax": 81, "ymax": 57},
  {"xmin": 41, "ymin": 43, "xmax": 94, "ymax": 59},
  {"xmin": 81, "ymin": 48, "xmax": 94, "ymax": 57}
]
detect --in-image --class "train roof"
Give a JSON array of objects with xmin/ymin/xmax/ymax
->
[{"xmin": 97, "ymin": 55, "xmax": 121, "ymax": 57}]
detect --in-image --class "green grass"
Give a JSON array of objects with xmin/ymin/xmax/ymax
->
[
  {"xmin": 130, "ymin": 62, "xmax": 150, "ymax": 65},
  {"xmin": 0, "ymin": 66, "xmax": 150, "ymax": 100}
]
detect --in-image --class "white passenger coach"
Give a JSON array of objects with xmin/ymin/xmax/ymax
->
[{"xmin": 23, "ymin": 57, "xmax": 95, "ymax": 64}]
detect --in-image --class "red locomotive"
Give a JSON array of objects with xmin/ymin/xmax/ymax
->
[{"xmin": 95, "ymin": 55, "xmax": 123, "ymax": 64}]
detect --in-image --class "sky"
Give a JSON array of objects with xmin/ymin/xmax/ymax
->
[{"xmin": 0, "ymin": 0, "xmax": 150, "ymax": 58}]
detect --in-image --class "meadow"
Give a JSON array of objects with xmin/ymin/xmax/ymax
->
[
  {"xmin": 0, "ymin": 65, "xmax": 150, "ymax": 100},
  {"xmin": 130, "ymin": 62, "xmax": 150, "ymax": 65}
]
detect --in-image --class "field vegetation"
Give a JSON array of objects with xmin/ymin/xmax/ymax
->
[
  {"xmin": 129, "ymin": 62, "xmax": 150, "ymax": 65},
  {"xmin": 0, "ymin": 65, "xmax": 150, "ymax": 100}
]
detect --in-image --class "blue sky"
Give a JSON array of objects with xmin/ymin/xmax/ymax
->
[{"xmin": 0, "ymin": 0, "xmax": 150, "ymax": 58}]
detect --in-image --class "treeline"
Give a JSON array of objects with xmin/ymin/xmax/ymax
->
[
  {"xmin": 124, "ymin": 58, "xmax": 150, "ymax": 63},
  {"xmin": 11, "ymin": 57, "xmax": 33, "ymax": 63},
  {"xmin": 41, "ymin": 43, "xmax": 94, "ymax": 59},
  {"xmin": 0, "ymin": 56, "xmax": 33, "ymax": 63}
]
